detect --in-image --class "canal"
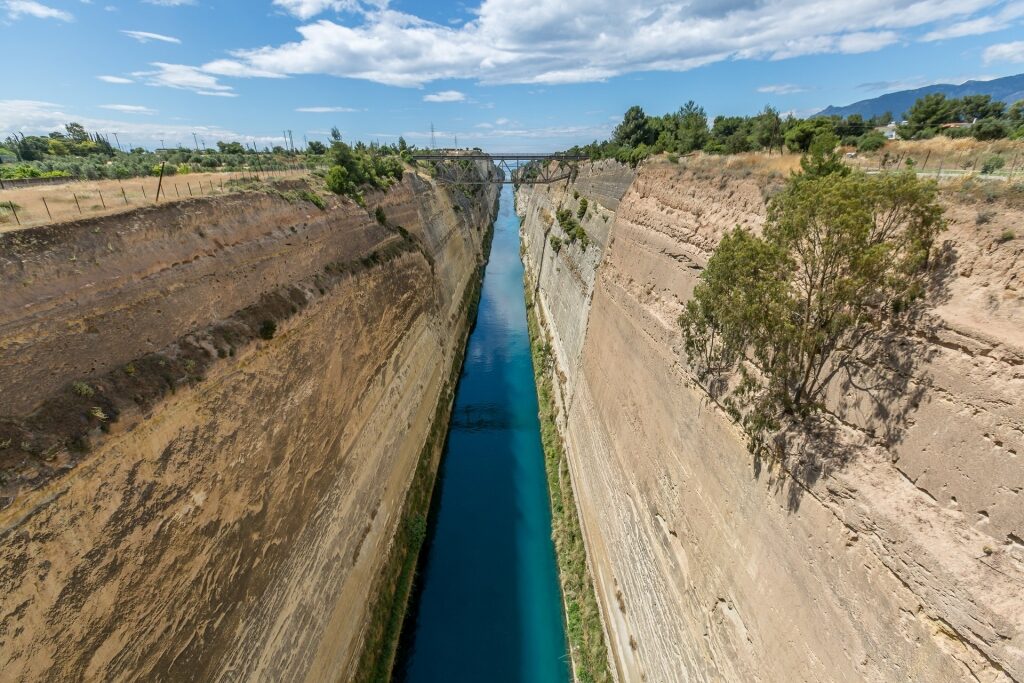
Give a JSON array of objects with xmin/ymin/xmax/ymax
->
[{"xmin": 394, "ymin": 184, "xmax": 570, "ymax": 682}]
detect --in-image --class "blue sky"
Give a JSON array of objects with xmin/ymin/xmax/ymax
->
[{"xmin": 2, "ymin": 0, "xmax": 1024, "ymax": 151}]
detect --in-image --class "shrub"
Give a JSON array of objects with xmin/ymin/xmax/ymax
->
[
  {"xmin": 375, "ymin": 205, "xmax": 387, "ymax": 225},
  {"xmin": 259, "ymin": 320, "xmax": 277, "ymax": 340},
  {"xmin": 981, "ymin": 155, "xmax": 1006, "ymax": 175},
  {"xmin": 577, "ymin": 197, "xmax": 589, "ymax": 219},
  {"xmin": 856, "ymin": 131, "xmax": 887, "ymax": 152},
  {"xmin": 549, "ymin": 235, "xmax": 563, "ymax": 253},
  {"xmin": 976, "ymin": 210, "xmax": 994, "ymax": 225},
  {"xmin": 72, "ymin": 381, "xmax": 94, "ymax": 397},
  {"xmin": 679, "ymin": 168, "xmax": 945, "ymax": 455},
  {"xmin": 997, "ymin": 230, "xmax": 1015, "ymax": 243}
]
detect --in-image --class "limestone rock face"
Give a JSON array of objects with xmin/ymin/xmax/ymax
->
[
  {"xmin": 0, "ymin": 173, "xmax": 498, "ymax": 681},
  {"xmin": 519, "ymin": 159, "xmax": 1023, "ymax": 682}
]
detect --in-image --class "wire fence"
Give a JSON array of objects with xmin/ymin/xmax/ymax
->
[
  {"xmin": 845, "ymin": 149, "xmax": 1024, "ymax": 180},
  {"xmin": 0, "ymin": 166, "xmax": 322, "ymax": 230}
]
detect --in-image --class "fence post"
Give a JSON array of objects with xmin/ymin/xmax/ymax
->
[
  {"xmin": 155, "ymin": 162, "xmax": 165, "ymax": 203},
  {"xmin": 7, "ymin": 201, "xmax": 19, "ymax": 225},
  {"xmin": 99, "ymin": 190, "xmax": 106, "ymax": 209},
  {"xmin": 74, "ymin": 193, "xmax": 82, "ymax": 214},
  {"xmin": 42, "ymin": 197, "xmax": 52, "ymax": 220},
  {"xmin": 122, "ymin": 187, "xmax": 129, "ymax": 205},
  {"xmin": 141, "ymin": 184, "xmax": 147, "ymax": 200},
  {"xmin": 175, "ymin": 184, "xmax": 180, "ymax": 198},
  {"xmin": 187, "ymin": 182, "xmax": 193, "ymax": 197}
]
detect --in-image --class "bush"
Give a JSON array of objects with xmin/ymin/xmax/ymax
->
[
  {"xmin": 72, "ymin": 381, "xmax": 94, "ymax": 397},
  {"xmin": 981, "ymin": 155, "xmax": 1006, "ymax": 175},
  {"xmin": 259, "ymin": 320, "xmax": 277, "ymax": 340},
  {"xmin": 997, "ymin": 230, "xmax": 1015, "ymax": 243},
  {"xmin": 577, "ymin": 197, "xmax": 589, "ymax": 219},
  {"xmin": 855, "ymin": 131, "xmax": 887, "ymax": 152},
  {"xmin": 375, "ymin": 205, "xmax": 387, "ymax": 225}
]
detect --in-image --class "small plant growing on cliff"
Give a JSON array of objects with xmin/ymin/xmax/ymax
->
[
  {"xmin": 577, "ymin": 197, "xmax": 589, "ymax": 220},
  {"xmin": 124, "ymin": 363, "xmax": 136, "ymax": 377},
  {"xmin": 997, "ymin": 229, "xmax": 1015, "ymax": 243},
  {"xmin": 375, "ymin": 205, "xmax": 387, "ymax": 225},
  {"xmin": 90, "ymin": 406, "xmax": 108, "ymax": 421},
  {"xmin": 549, "ymin": 235, "xmax": 563, "ymax": 253},
  {"xmin": 678, "ymin": 168, "xmax": 945, "ymax": 456},
  {"xmin": 259, "ymin": 320, "xmax": 277, "ymax": 340},
  {"xmin": 72, "ymin": 381, "xmax": 94, "ymax": 397}
]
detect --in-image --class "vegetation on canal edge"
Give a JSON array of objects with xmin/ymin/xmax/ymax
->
[
  {"xmin": 525, "ymin": 285, "xmax": 613, "ymax": 683},
  {"xmin": 352, "ymin": 212, "xmax": 494, "ymax": 683}
]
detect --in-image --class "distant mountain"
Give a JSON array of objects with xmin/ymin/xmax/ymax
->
[{"xmin": 815, "ymin": 73, "xmax": 1024, "ymax": 119}]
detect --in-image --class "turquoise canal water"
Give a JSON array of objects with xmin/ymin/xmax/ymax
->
[{"xmin": 395, "ymin": 185, "xmax": 570, "ymax": 682}]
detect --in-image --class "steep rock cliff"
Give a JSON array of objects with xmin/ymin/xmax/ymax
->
[
  {"xmin": 519, "ymin": 158, "xmax": 1023, "ymax": 682},
  {"xmin": 0, "ymin": 170, "xmax": 498, "ymax": 680}
]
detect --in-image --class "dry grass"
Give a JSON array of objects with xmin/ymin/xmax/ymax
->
[{"xmin": 0, "ymin": 168, "xmax": 311, "ymax": 232}]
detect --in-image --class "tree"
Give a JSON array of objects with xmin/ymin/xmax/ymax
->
[
  {"xmin": 217, "ymin": 141, "xmax": 246, "ymax": 154},
  {"xmin": 613, "ymin": 106, "xmax": 655, "ymax": 148},
  {"xmin": 898, "ymin": 93, "xmax": 957, "ymax": 139},
  {"xmin": 799, "ymin": 131, "xmax": 847, "ymax": 178},
  {"xmin": 65, "ymin": 122, "xmax": 89, "ymax": 143},
  {"xmin": 753, "ymin": 105, "xmax": 784, "ymax": 154},
  {"xmin": 958, "ymin": 94, "xmax": 1005, "ymax": 122},
  {"xmin": 784, "ymin": 118, "xmax": 835, "ymax": 153},
  {"xmin": 678, "ymin": 166, "xmax": 945, "ymax": 455},
  {"xmin": 306, "ymin": 140, "xmax": 327, "ymax": 154},
  {"xmin": 330, "ymin": 126, "xmax": 342, "ymax": 142}
]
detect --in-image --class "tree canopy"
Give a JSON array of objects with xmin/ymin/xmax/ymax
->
[{"xmin": 678, "ymin": 155, "xmax": 945, "ymax": 455}]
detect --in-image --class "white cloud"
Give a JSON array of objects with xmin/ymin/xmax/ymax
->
[
  {"xmin": 983, "ymin": 40, "xmax": 1024, "ymax": 62},
  {"xmin": 100, "ymin": 104, "xmax": 157, "ymax": 114},
  {"xmin": 272, "ymin": 0, "xmax": 382, "ymax": 20},
  {"xmin": 132, "ymin": 63, "xmax": 236, "ymax": 96},
  {"xmin": 295, "ymin": 105, "xmax": 360, "ymax": 112},
  {"xmin": 757, "ymin": 83, "xmax": 805, "ymax": 94},
  {"xmin": 122, "ymin": 29, "xmax": 181, "ymax": 43},
  {"xmin": 3, "ymin": 0, "xmax": 72, "ymax": 21},
  {"xmin": 922, "ymin": 1, "xmax": 1024, "ymax": 41},
  {"xmin": 143, "ymin": 0, "xmax": 196, "ymax": 5},
  {"xmin": 135, "ymin": 0, "xmax": 1014, "ymax": 89},
  {"xmin": 0, "ymin": 99, "xmax": 277, "ymax": 147},
  {"xmin": 423, "ymin": 90, "xmax": 466, "ymax": 102},
  {"xmin": 98, "ymin": 75, "xmax": 134, "ymax": 83}
]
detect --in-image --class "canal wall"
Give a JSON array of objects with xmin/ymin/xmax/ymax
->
[
  {"xmin": 0, "ymin": 170, "xmax": 499, "ymax": 680},
  {"xmin": 518, "ymin": 157, "xmax": 1024, "ymax": 682}
]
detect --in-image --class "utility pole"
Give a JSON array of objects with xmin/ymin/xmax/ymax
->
[
  {"xmin": 454, "ymin": 133, "xmax": 458, "ymax": 148},
  {"xmin": 192, "ymin": 132, "xmax": 200, "ymax": 152},
  {"xmin": 303, "ymin": 134, "xmax": 308, "ymax": 150},
  {"xmin": 112, "ymin": 132, "xmax": 122, "ymax": 152},
  {"xmin": 430, "ymin": 122, "xmax": 436, "ymax": 149}
]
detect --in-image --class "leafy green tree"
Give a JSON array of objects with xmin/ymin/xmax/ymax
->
[
  {"xmin": 753, "ymin": 105, "xmax": 784, "ymax": 154},
  {"xmin": 855, "ymin": 130, "xmax": 887, "ymax": 151},
  {"xmin": 306, "ymin": 140, "xmax": 327, "ymax": 155},
  {"xmin": 784, "ymin": 118, "xmax": 835, "ymax": 153},
  {"xmin": 958, "ymin": 94, "xmax": 1005, "ymax": 122},
  {"xmin": 613, "ymin": 106, "xmax": 656, "ymax": 148},
  {"xmin": 972, "ymin": 118, "xmax": 1010, "ymax": 140},
  {"xmin": 799, "ymin": 131, "xmax": 848, "ymax": 178},
  {"xmin": 898, "ymin": 93, "xmax": 957, "ymax": 139},
  {"xmin": 217, "ymin": 141, "xmax": 246, "ymax": 154},
  {"xmin": 679, "ymin": 166, "xmax": 944, "ymax": 454}
]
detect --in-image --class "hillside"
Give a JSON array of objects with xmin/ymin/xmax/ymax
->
[{"xmin": 816, "ymin": 72, "xmax": 1024, "ymax": 119}]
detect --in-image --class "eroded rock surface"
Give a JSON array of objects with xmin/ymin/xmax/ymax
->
[
  {"xmin": 519, "ymin": 159, "xmax": 1023, "ymax": 682},
  {"xmin": 0, "ymin": 172, "xmax": 498, "ymax": 681}
]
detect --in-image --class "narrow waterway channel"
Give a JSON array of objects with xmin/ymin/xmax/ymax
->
[{"xmin": 394, "ymin": 184, "xmax": 570, "ymax": 682}]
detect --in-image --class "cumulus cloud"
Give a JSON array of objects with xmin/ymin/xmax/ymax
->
[
  {"xmin": 3, "ymin": 0, "xmax": 72, "ymax": 21},
  {"xmin": 122, "ymin": 29, "xmax": 181, "ymax": 43},
  {"xmin": 423, "ymin": 90, "xmax": 466, "ymax": 102},
  {"xmin": 983, "ymin": 40, "xmax": 1024, "ymax": 62},
  {"xmin": 127, "ymin": 0, "xmax": 1016, "ymax": 90}
]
